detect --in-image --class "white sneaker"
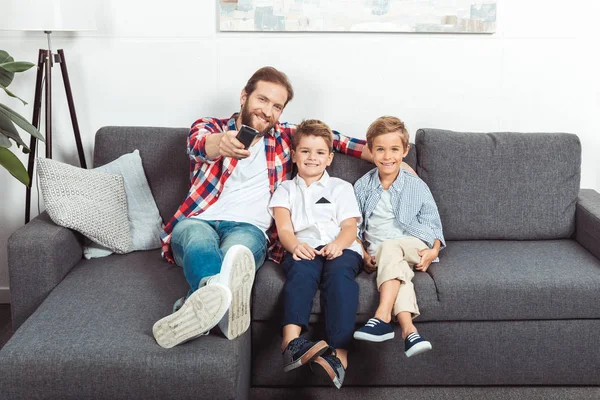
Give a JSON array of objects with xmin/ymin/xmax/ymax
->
[
  {"xmin": 152, "ymin": 284, "xmax": 231, "ymax": 349},
  {"xmin": 208, "ymin": 245, "xmax": 256, "ymax": 340}
]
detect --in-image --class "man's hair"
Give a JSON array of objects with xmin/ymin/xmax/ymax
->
[
  {"xmin": 293, "ymin": 119, "xmax": 333, "ymax": 152},
  {"xmin": 244, "ymin": 66, "xmax": 294, "ymax": 106},
  {"xmin": 366, "ymin": 116, "xmax": 409, "ymax": 150}
]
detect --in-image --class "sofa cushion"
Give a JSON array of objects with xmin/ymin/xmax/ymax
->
[
  {"xmin": 88, "ymin": 149, "xmax": 164, "ymax": 257},
  {"xmin": 0, "ymin": 251, "xmax": 250, "ymax": 400},
  {"xmin": 416, "ymin": 129, "xmax": 581, "ymax": 240},
  {"xmin": 425, "ymin": 240, "xmax": 600, "ymax": 321},
  {"xmin": 36, "ymin": 157, "xmax": 132, "ymax": 253}
]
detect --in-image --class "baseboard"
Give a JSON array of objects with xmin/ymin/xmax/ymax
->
[{"xmin": 0, "ymin": 287, "xmax": 10, "ymax": 304}]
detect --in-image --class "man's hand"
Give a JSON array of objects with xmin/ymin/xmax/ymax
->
[
  {"xmin": 321, "ymin": 242, "xmax": 343, "ymax": 260},
  {"xmin": 415, "ymin": 248, "xmax": 438, "ymax": 272},
  {"xmin": 363, "ymin": 254, "xmax": 377, "ymax": 273},
  {"xmin": 219, "ymin": 131, "xmax": 251, "ymax": 159},
  {"xmin": 293, "ymin": 242, "xmax": 321, "ymax": 261}
]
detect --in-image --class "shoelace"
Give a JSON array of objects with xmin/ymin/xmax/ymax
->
[
  {"xmin": 365, "ymin": 318, "xmax": 381, "ymax": 328},
  {"xmin": 287, "ymin": 337, "xmax": 308, "ymax": 354},
  {"xmin": 322, "ymin": 347, "xmax": 342, "ymax": 370}
]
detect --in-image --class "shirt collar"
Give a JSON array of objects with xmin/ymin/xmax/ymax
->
[
  {"xmin": 295, "ymin": 170, "xmax": 330, "ymax": 189},
  {"xmin": 229, "ymin": 113, "xmax": 278, "ymax": 138},
  {"xmin": 373, "ymin": 169, "xmax": 405, "ymax": 192}
]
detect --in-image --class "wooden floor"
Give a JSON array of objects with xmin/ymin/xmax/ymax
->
[{"xmin": 0, "ymin": 304, "xmax": 13, "ymax": 350}]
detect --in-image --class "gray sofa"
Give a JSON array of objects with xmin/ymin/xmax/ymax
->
[{"xmin": 1, "ymin": 126, "xmax": 599, "ymax": 400}]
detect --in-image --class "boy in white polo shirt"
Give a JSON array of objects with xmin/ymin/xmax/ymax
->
[{"xmin": 269, "ymin": 120, "xmax": 363, "ymax": 389}]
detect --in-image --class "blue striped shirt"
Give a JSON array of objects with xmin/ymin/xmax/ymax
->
[{"xmin": 354, "ymin": 168, "xmax": 446, "ymax": 256}]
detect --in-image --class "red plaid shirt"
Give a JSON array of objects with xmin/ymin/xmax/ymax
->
[{"xmin": 160, "ymin": 114, "xmax": 365, "ymax": 264}]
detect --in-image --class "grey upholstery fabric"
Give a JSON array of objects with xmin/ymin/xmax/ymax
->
[
  {"xmin": 0, "ymin": 251, "xmax": 250, "ymax": 400},
  {"xmin": 253, "ymin": 240, "xmax": 600, "ymax": 322},
  {"xmin": 252, "ymin": 320, "xmax": 600, "ymax": 386},
  {"xmin": 327, "ymin": 144, "xmax": 416, "ymax": 184},
  {"xmin": 7, "ymin": 212, "xmax": 83, "ymax": 330},
  {"xmin": 416, "ymin": 129, "xmax": 581, "ymax": 240},
  {"xmin": 250, "ymin": 387, "xmax": 600, "ymax": 400},
  {"xmin": 576, "ymin": 189, "xmax": 600, "ymax": 261},
  {"xmin": 94, "ymin": 127, "xmax": 190, "ymax": 224}
]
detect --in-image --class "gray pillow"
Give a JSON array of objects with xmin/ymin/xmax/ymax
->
[
  {"xmin": 37, "ymin": 158, "xmax": 132, "ymax": 253},
  {"xmin": 93, "ymin": 149, "xmax": 163, "ymax": 254}
]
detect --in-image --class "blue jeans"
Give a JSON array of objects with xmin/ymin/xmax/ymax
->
[
  {"xmin": 171, "ymin": 219, "xmax": 267, "ymax": 295},
  {"xmin": 281, "ymin": 247, "xmax": 362, "ymax": 350}
]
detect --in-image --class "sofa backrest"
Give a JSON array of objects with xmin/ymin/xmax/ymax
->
[
  {"xmin": 94, "ymin": 127, "xmax": 190, "ymax": 223},
  {"xmin": 416, "ymin": 128, "xmax": 581, "ymax": 240}
]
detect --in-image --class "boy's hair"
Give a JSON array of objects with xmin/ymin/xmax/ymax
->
[
  {"xmin": 244, "ymin": 66, "xmax": 294, "ymax": 106},
  {"xmin": 293, "ymin": 119, "xmax": 333, "ymax": 152},
  {"xmin": 366, "ymin": 116, "xmax": 409, "ymax": 150}
]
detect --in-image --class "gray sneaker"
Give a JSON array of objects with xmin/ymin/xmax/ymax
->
[
  {"xmin": 282, "ymin": 336, "xmax": 329, "ymax": 372},
  {"xmin": 207, "ymin": 245, "xmax": 255, "ymax": 340},
  {"xmin": 152, "ymin": 284, "xmax": 231, "ymax": 349},
  {"xmin": 310, "ymin": 348, "xmax": 346, "ymax": 389}
]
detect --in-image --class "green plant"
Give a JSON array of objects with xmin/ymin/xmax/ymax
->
[{"xmin": 0, "ymin": 49, "xmax": 44, "ymax": 186}]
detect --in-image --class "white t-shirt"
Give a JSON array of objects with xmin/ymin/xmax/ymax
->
[
  {"xmin": 194, "ymin": 139, "xmax": 272, "ymax": 235},
  {"xmin": 364, "ymin": 189, "xmax": 409, "ymax": 256},
  {"xmin": 269, "ymin": 171, "xmax": 363, "ymax": 256}
]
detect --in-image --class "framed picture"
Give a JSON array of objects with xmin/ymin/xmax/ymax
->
[{"xmin": 219, "ymin": 0, "xmax": 496, "ymax": 33}]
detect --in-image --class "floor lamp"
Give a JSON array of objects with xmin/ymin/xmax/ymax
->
[{"xmin": 0, "ymin": 0, "xmax": 97, "ymax": 223}]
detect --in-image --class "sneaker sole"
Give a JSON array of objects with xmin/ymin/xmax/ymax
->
[
  {"xmin": 310, "ymin": 356, "xmax": 342, "ymax": 390},
  {"xmin": 153, "ymin": 284, "xmax": 231, "ymax": 349},
  {"xmin": 353, "ymin": 331, "xmax": 395, "ymax": 342},
  {"xmin": 217, "ymin": 245, "xmax": 256, "ymax": 340},
  {"xmin": 405, "ymin": 340, "xmax": 432, "ymax": 357},
  {"xmin": 283, "ymin": 340, "xmax": 329, "ymax": 372}
]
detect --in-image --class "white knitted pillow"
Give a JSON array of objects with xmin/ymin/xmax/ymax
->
[{"xmin": 37, "ymin": 158, "xmax": 132, "ymax": 253}]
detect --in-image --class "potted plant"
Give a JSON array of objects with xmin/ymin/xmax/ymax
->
[{"xmin": 0, "ymin": 49, "xmax": 44, "ymax": 186}]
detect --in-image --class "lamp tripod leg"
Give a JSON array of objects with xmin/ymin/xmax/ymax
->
[
  {"xmin": 25, "ymin": 49, "xmax": 47, "ymax": 224},
  {"xmin": 57, "ymin": 49, "xmax": 87, "ymax": 169}
]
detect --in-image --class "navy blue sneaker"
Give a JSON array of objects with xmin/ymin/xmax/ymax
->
[
  {"xmin": 353, "ymin": 318, "xmax": 395, "ymax": 342},
  {"xmin": 404, "ymin": 331, "xmax": 432, "ymax": 357},
  {"xmin": 282, "ymin": 337, "xmax": 329, "ymax": 372},
  {"xmin": 310, "ymin": 347, "xmax": 345, "ymax": 389}
]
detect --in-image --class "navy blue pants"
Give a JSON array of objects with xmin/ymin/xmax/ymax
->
[{"xmin": 281, "ymin": 247, "xmax": 362, "ymax": 350}]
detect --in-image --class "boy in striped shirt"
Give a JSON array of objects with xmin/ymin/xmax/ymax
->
[{"xmin": 353, "ymin": 116, "xmax": 445, "ymax": 358}]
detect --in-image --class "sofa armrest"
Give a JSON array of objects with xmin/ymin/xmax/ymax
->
[
  {"xmin": 7, "ymin": 212, "xmax": 84, "ymax": 330},
  {"xmin": 576, "ymin": 189, "xmax": 600, "ymax": 261}
]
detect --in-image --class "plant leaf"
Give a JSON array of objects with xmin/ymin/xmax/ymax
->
[
  {"xmin": 0, "ymin": 51, "xmax": 15, "ymax": 88},
  {"xmin": 0, "ymin": 83, "xmax": 27, "ymax": 105},
  {"xmin": 0, "ymin": 103, "xmax": 44, "ymax": 141},
  {"xmin": 0, "ymin": 61, "xmax": 35, "ymax": 73},
  {"xmin": 0, "ymin": 146, "xmax": 29, "ymax": 185},
  {"xmin": 0, "ymin": 50, "xmax": 11, "ymax": 63},
  {"xmin": 0, "ymin": 132, "xmax": 12, "ymax": 148},
  {"xmin": 0, "ymin": 113, "xmax": 29, "ymax": 151}
]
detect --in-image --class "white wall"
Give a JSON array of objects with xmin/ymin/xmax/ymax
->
[{"xmin": 1, "ymin": 0, "xmax": 599, "ymax": 302}]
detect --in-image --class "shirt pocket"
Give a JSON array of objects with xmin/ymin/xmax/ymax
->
[{"xmin": 313, "ymin": 203, "xmax": 336, "ymax": 223}]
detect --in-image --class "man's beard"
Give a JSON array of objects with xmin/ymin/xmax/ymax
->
[{"xmin": 240, "ymin": 103, "xmax": 274, "ymax": 136}]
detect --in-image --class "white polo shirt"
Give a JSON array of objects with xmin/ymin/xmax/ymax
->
[
  {"xmin": 269, "ymin": 171, "xmax": 363, "ymax": 256},
  {"xmin": 194, "ymin": 139, "xmax": 271, "ymax": 235}
]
